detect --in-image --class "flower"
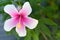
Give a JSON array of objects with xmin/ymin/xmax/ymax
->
[{"xmin": 4, "ymin": 2, "xmax": 38, "ymax": 37}]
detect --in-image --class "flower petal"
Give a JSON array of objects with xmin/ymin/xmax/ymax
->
[
  {"xmin": 19, "ymin": 2, "xmax": 32, "ymax": 16},
  {"xmin": 16, "ymin": 20, "xmax": 26, "ymax": 37},
  {"xmin": 4, "ymin": 17, "xmax": 18, "ymax": 31},
  {"xmin": 24, "ymin": 17, "xmax": 38, "ymax": 29},
  {"xmin": 4, "ymin": 5, "xmax": 18, "ymax": 17}
]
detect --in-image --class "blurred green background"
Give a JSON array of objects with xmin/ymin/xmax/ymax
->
[{"xmin": 0, "ymin": 0, "xmax": 60, "ymax": 40}]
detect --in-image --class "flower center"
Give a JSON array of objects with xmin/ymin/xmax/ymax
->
[{"xmin": 16, "ymin": 14, "xmax": 24, "ymax": 28}]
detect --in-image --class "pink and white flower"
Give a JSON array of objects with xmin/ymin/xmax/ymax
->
[{"xmin": 4, "ymin": 2, "xmax": 38, "ymax": 37}]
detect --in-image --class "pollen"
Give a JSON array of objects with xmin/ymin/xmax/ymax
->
[{"xmin": 17, "ymin": 23, "xmax": 21, "ymax": 29}]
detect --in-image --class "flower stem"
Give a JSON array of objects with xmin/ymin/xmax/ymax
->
[{"xmin": 40, "ymin": 31, "xmax": 48, "ymax": 40}]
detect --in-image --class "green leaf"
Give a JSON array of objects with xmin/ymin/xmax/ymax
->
[
  {"xmin": 40, "ymin": 23, "xmax": 51, "ymax": 37},
  {"xmin": 31, "ymin": 30, "xmax": 39, "ymax": 40},
  {"xmin": 56, "ymin": 31, "xmax": 60, "ymax": 40},
  {"xmin": 0, "ymin": 0, "xmax": 12, "ymax": 6},
  {"xmin": 43, "ymin": 18, "xmax": 57, "ymax": 26},
  {"xmin": 2, "ymin": 13, "xmax": 10, "ymax": 21},
  {"xmin": 0, "ymin": 6, "xmax": 4, "ymax": 14},
  {"xmin": 56, "ymin": 31, "xmax": 60, "ymax": 38},
  {"xmin": 40, "ymin": 18, "xmax": 58, "ymax": 33},
  {"xmin": 24, "ymin": 29, "xmax": 31, "ymax": 40}
]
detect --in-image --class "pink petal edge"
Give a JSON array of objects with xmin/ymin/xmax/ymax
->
[
  {"xmin": 4, "ymin": 17, "xmax": 19, "ymax": 31},
  {"xmin": 4, "ymin": 5, "xmax": 19, "ymax": 17},
  {"xmin": 23, "ymin": 17, "xmax": 38, "ymax": 29},
  {"xmin": 19, "ymin": 2, "xmax": 32, "ymax": 16}
]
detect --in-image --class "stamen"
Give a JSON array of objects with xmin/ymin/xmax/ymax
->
[{"xmin": 17, "ymin": 23, "xmax": 21, "ymax": 29}]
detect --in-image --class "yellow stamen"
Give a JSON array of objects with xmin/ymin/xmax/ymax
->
[{"xmin": 17, "ymin": 23, "xmax": 21, "ymax": 29}]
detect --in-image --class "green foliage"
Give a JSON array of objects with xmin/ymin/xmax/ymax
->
[
  {"xmin": 0, "ymin": 0, "xmax": 60, "ymax": 40},
  {"xmin": 24, "ymin": 29, "xmax": 31, "ymax": 40}
]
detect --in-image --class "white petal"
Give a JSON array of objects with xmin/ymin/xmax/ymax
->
[
  {"xmin": 4, "ymin": 18, "xmax": 18, "ymax": 31},
  {"xmin": 19, "ymin": 2, "xmax": 32, "ymax": 16},
  {"xmin": 4, "ymin": 5, "xmax": 18, "ymax": 17},
  {"xmin": 24, "ymin": 17, "xmax": 38, "ymax": 29},
  {"xmin": 16, "ymin": 21, "xmax": 26, "ymax": 37}
]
